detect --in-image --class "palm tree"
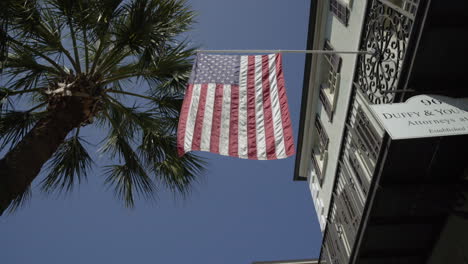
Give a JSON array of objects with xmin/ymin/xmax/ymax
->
[{"xmin": 0, "ymin": 0, "xmax": 205, "ymax": 215}]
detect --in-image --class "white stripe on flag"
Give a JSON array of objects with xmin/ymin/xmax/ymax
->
[
  {"xmin": 219, "ymin": 84, "xmax": 231, "ymax": 156},
  {"xmin": 268, "ymin": 54, "xmax": 287, "ymax": 158},
  {"xmin": 184, "ymin": 84, "xmax": 202, "ymax": 153},
  {"xmin": 200, "ymin": 83, "xmax": 216, "ymax": 151},
  {"xmin": 254, "ymin": 55, "xmax": 267, "ymax": 159},
  {"xmin": 238, "ymin": 56, "xmax": 249, "ymax": 159}
]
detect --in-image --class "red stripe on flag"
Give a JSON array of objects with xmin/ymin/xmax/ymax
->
[
  {"xmin": 191, "ymin": 84, "xmax": 208, "ymax": 151},
  {"xmin": 275, "ymin": 54, "xmax": 295, "ymax": 156},
  {"xmin": 177, "ymin": 84, "xmax": 194, "ymax": 156},
  {"xmin": 261, "ymin": 55, "xmax": 277, "ymax": 160},
  {"xmin": 228, "ymin": 85, "xmax": 239, "ymax": 157},
  {"xmin": 210, "ymin": 84, "xmax": 224, "ymax": 154},
  {"xmin": 247, "ymin": 56, "xmax": 257, "ymax": 159}
]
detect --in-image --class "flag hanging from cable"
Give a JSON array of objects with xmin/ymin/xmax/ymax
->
[{"xmin": 177, "ymin": 53, "xmax": 295, "ymax": 160}]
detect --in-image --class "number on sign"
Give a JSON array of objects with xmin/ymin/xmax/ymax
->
[{"xmin": 420, "ymin": 99, "xmax": 442, "ymax": 106}]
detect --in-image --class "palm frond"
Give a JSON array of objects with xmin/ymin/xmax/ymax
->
[
  {"xmin": 139, "ymin": 130, "xmax": 205, "ymax": 195},
  {"xmin": 4, "ymin": 44, "xmax": 61, "ymax": 83},
  {"xmin": 55, "ymin": 0, "xmax": 125, "ymax": 40},
  {"xmin": 0, "ymin": 95, "xmax": 13, "ymax": 111},
  {"xmin": 104, "ymin": 89, "xmax": 183, "ymax": 119},
  {"xmin": 144, "ymin": 98, "xmax": 183, "ymax": 123},
  {"xmin": 95, "ymin": 0, "xmax": 195, "ymax": 76},
  {"xmin": 103, "ymin": 57, "xmax": 192, "ymax": 90},
  {"xmin": 103, "ymin": 95, "xmax": 165, "ymax": 134},
  {"xmin": 0, "ymin": 87, "xmax": 43, "ymax": 110},
  {"xmin": 138, "ymin": 130, "xmax": 173, "ymax": 163},
  {"xmin": 100, "ymin": 101, "xmax": 158, "ymax": 207},
  {"xmin": 144, "ymin": 43, "xmax": 195, "ymax": 95},
  {"xmin": 155, "ymin": 153, "xmax": 205, "ymax": 195},
  {"xmin": 0, "ymin": 14, "xmax": 8, "ymax": 72},
  {"xmin": 0, "ymin": 109, "xmax": 45, "ymax": 150},
  {"xmin": 6, "ymin": 36, "xmax": 68, "ymax": 75},
  {"xmin": 0, "ymin": 0, "xmax": 32, "ymax": 68},
  {"xmin": 10, "ymin": 0, "xmax": 63, "ymax": 51},
  {"xmin": 1, "ymin": 0, "xmax": 68, "ymax": 75},
  {"xmin": 6, "ymin": 184, "xmax": 32, "ymax": 213},
  {"xmin": 41, "ymin": 135, "xmax": 93, "ymax": 193},
  {"xmin": 104, "ymin": 163, "xmax": 155, "ymax": 208},
  {"xmin": 49, "ymin": 0, "xmax": 83, "ymax": 72},
  {"xmin": 87, "ymin": 0, "xmax": 127, "ymax": 73}
]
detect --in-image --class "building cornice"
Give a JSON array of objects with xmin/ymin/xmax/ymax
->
[{"xmin": 293, "ymin": 0, "xmax": 318, "ymax": 181}]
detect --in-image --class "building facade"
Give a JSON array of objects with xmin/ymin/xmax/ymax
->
[{"xmin": 295, "ymin": 0, "xmax": 468, "ymax": 264}]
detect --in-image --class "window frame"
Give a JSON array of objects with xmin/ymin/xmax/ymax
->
[
  {"xmin": 319, "ymin": 40, "xmax": 342, "ymax": 122},
  {"xmin": 329, "ymin": 0, "xmax": 350, "ymax": 26},
  {"xmin": 311, "ymin": 115, "xmax": 329, "ymax": 186}
]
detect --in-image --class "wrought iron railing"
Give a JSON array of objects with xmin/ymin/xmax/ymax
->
[
  {"xmin": 356, "ymin": 0, "xmax": 417, "ymax": 104},
  {"xmin": 347, "ymin": 149, "xmax": 370, "ymax": 197},
  {"xmin": 351, "ymin": 106, "xmax": 382, "ymax": 171}
]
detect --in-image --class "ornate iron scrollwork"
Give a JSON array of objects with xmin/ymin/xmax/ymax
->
[{"xmin": 357, "ymin": 0, "xmax": 415, "ymax": 104}]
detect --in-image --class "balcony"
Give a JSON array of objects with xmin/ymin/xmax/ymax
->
[
  {"xmin": 318, "ymin": 0, "xmax": 468, "ymax": 262},
  {"xmin": 319, "ymin": 0, "xmax": 419, "ymax": 258}
]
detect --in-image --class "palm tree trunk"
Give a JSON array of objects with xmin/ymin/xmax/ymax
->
[{"xmin": 0, "ymin": 97, "xmax": 89, "ymax": 215}]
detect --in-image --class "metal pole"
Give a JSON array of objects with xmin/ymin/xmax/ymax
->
[{"xmin": 196, "ymin": 49, "xmax": 375, "ymax": 55}]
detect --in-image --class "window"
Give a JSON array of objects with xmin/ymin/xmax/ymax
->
[
  {"xmin": 319, "ymin": 40, "xmax": 342, "ymax": 121},
  {"xmin": 330, "ymin": 0, "xmax": 350, "ymax": 26},
  {"xmin": 311, "ymin": 115, "xmax": 329, "ymax": 185}
]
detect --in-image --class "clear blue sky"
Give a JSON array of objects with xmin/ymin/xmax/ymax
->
[{"xmin": 0, "ymin": 1, "xmax": 322, "ymax": 263}]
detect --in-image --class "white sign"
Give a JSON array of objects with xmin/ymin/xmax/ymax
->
[{"xmin": 370, "ymin": 95, "xmax": 468, "ymax": 140}]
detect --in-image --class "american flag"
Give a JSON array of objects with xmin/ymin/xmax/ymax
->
[{"xmin": 177, "ymin": 53, "xmax": 295, "ymax": 160}]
